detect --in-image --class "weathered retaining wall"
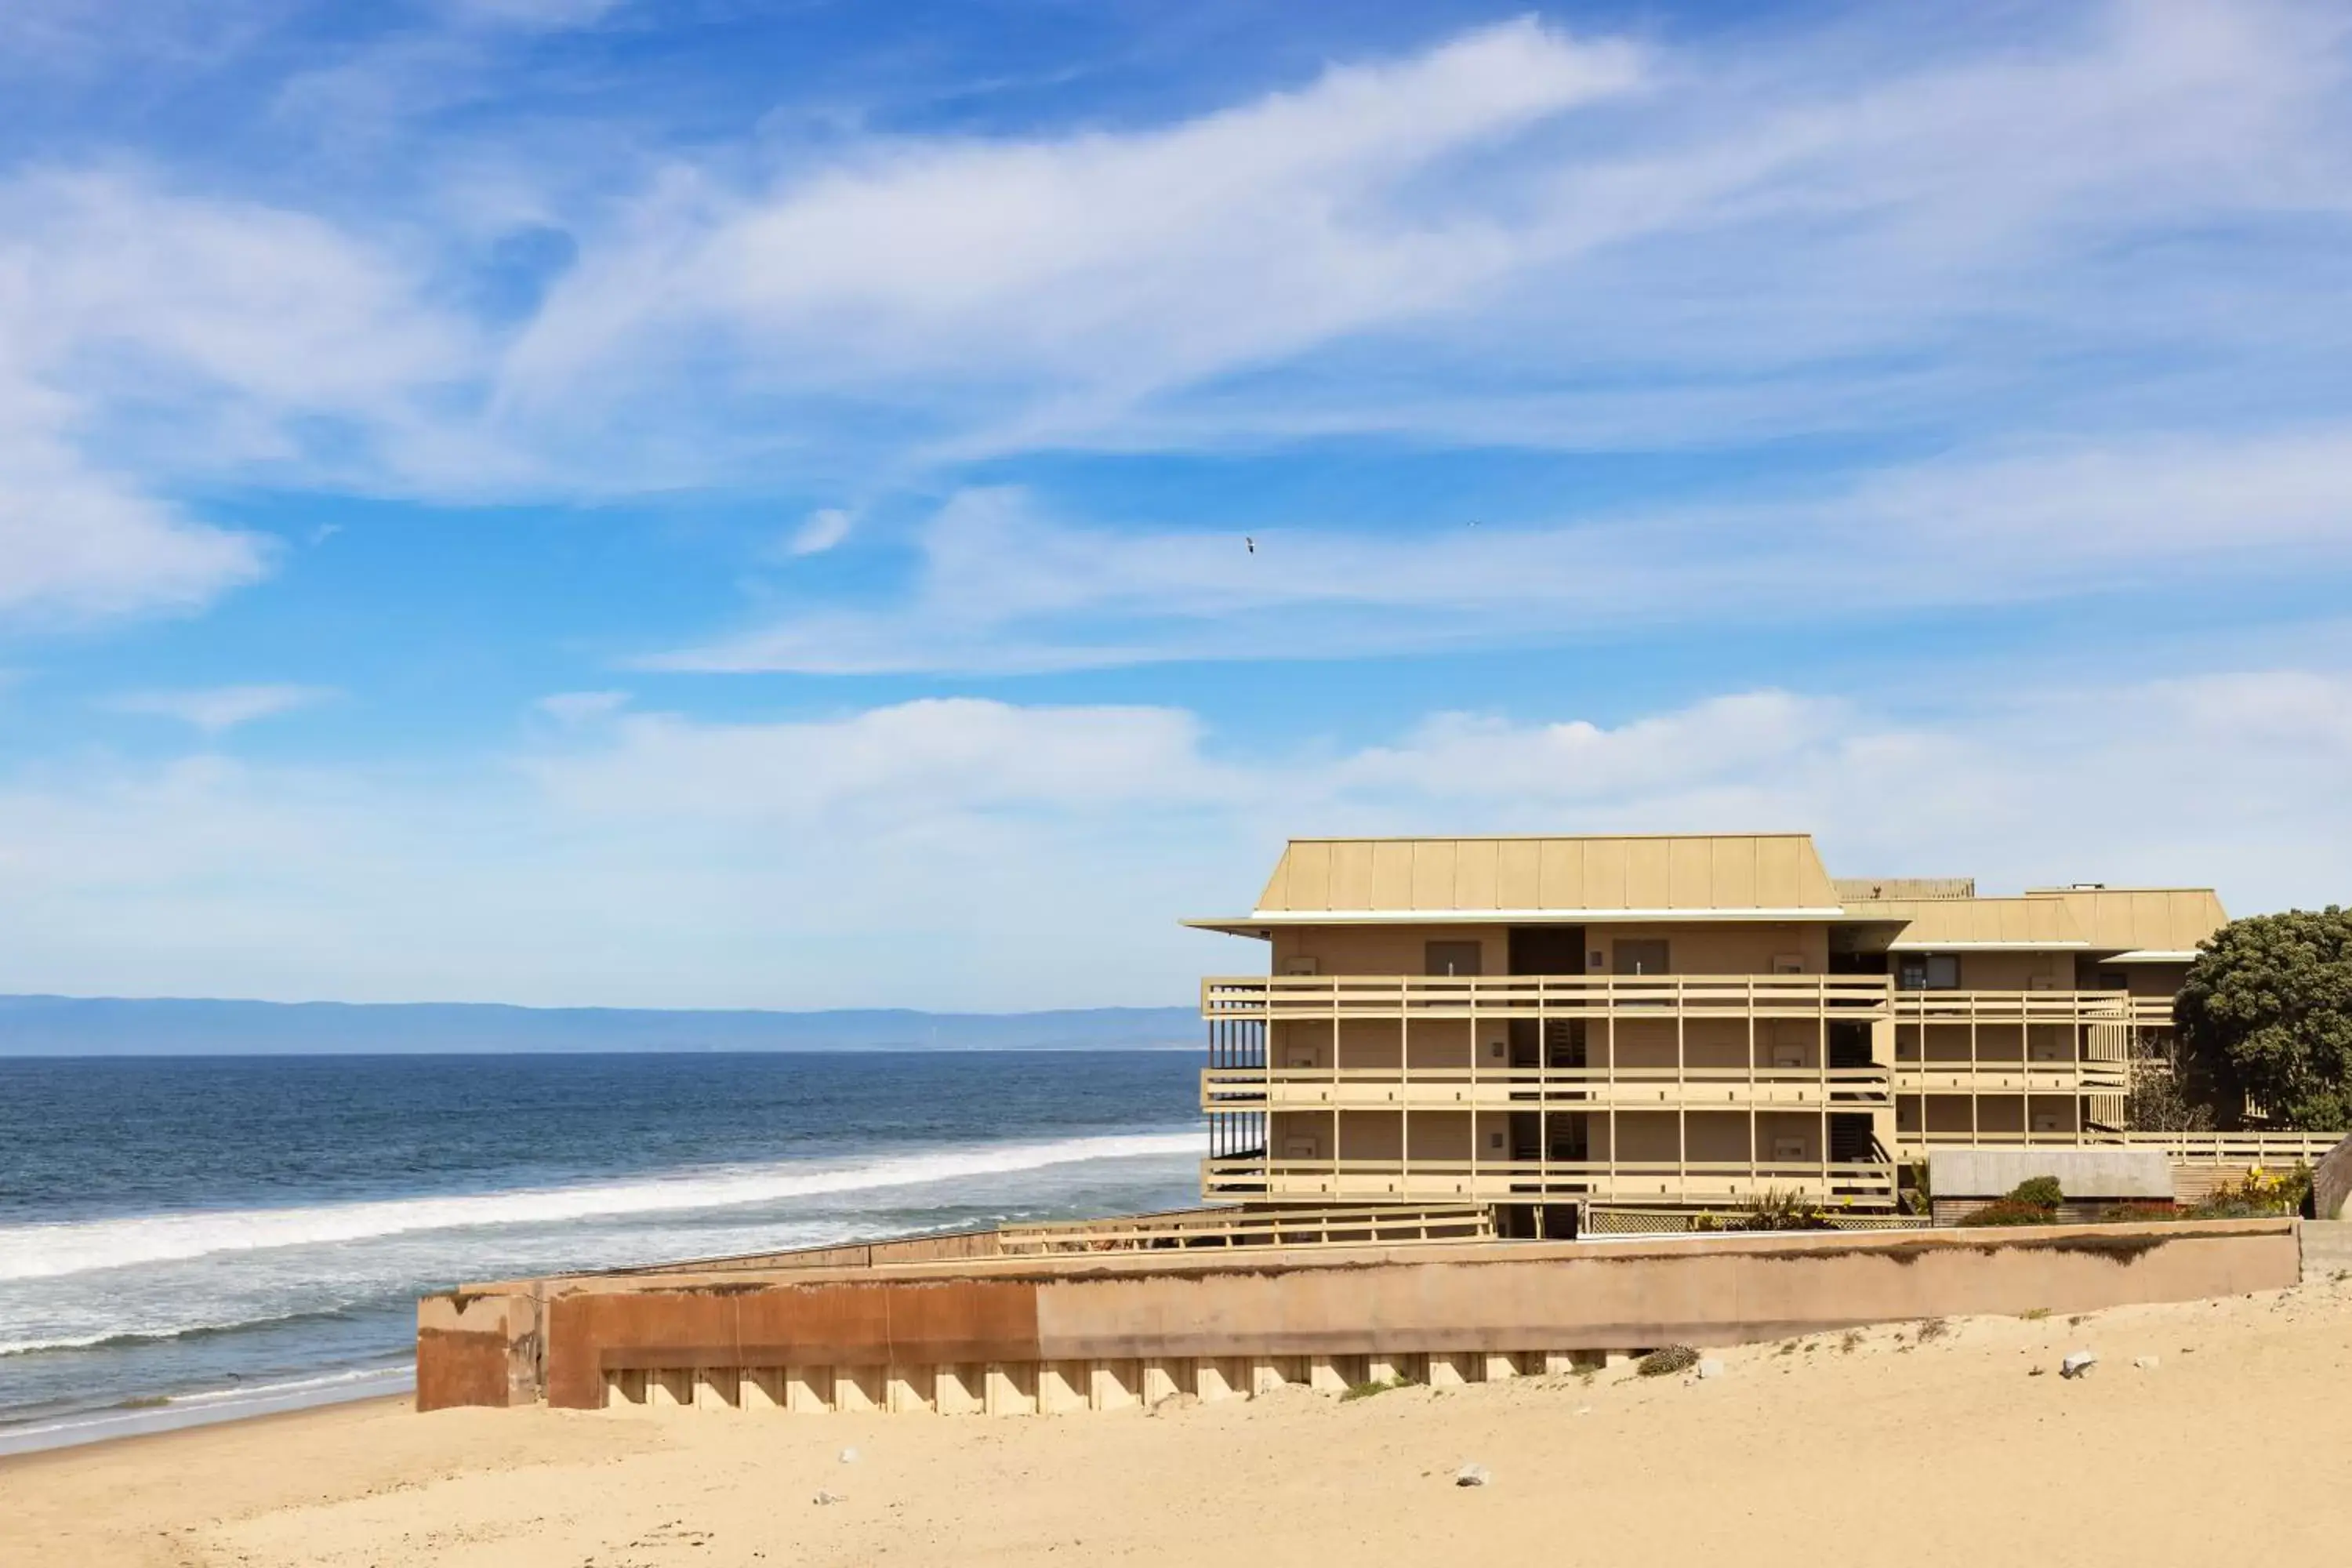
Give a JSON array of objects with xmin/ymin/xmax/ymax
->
[
  {"xmin": 417, "ymin": 1218, "xmax": 2300, "ymax": 1416},
  {"xmin": 416, "ymin": 1287, "xmax": 544, "ymax": 1412}
]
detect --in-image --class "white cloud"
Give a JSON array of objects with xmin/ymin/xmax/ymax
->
[
  {"xmin": 785, "ymin": 507, "xmax": 854, "ymax": 557},
  {"xmin": 442, "ymin": 0, "xmax": 624, "ymax": 30},
  {"xmin": 108, "ymin": 684, "xmax": 336, "ymax": 734},
  {"xmin": 0, "ymin": 419, "xmax": 270, "ymax": 622},
  {"xmin": 530, "ymin": 698, "xmax": 1234, "ymax": 822},
  {"xmin": 3, "ymin": 3, "xmax": 2349, "ymax": 621},
  {"xmin": 534, "ymin": 690, "xmax": 630, "ymax": 725},
  {"xmin": 0, "ymin": 169, "xmax": 471, "ymax": 623},
  {"xmin": 2, "ymin": 672, "xmax": 2347, "ymax": 1007},
  {"xmin": 498, "ymin": 18, "xmax": 1644, "ymax": 436},
  {"xmin": 474, "ymin": 1, "xmax": 2352, "ymax": 477},
  {"xmin": 650, "ymin": 424, "xmax": 2352, "ymax": 673}
]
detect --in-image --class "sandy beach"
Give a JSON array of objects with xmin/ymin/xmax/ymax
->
[{"xmin": 6, "ymin": 1275, "xmax": 2348, "ymax": 1567}]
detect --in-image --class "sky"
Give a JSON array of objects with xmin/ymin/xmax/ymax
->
[{"xmin": 2, "ymin": 0, "xmax": 2350, "ymax": 1011}]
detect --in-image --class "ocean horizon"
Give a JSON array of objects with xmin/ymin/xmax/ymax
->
[
  {"xmin": 0, "ymin": 1051, "xmax": 1204, "ymax": 1454},
  {"xmin": 0, "ymin": 995, "xmax": 1201, "ymax": 1056}
]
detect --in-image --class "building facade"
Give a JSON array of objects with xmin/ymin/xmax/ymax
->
[{"xmin": 1189, "ymin": 833, "xmax": 2295, "ymax": 1231}]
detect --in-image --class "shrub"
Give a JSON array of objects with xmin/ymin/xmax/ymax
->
[
  {"xmin": 1636, "ymin": 1345, "xmax": 1700, "ymax": 1377},
  {"xmin": 1340, "ymin": 1377, "xmax": 1413, "ymax": 1402},
  {"xmin": 2096, "ymin": 1202, "xmax": 2180, "ymax": 1223},
  {"xmin": 2190, "ymin": 1163, "xmax": 2312, "ymax": 1218},
  {"xmin": 2010, "ymin": 1175, "xmax": 2065, "ymax": 1209},
  {"xmin": 1955, "ymin": 1176, "xmax": 2064, "ymax": 1227},
  {"xmin": 1734, "ymin": 1189, "xmax": 1837, "ymax": 1232}
]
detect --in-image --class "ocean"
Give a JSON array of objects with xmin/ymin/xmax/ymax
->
[{"xmin": 0, "ymin": 1051, "xmax": 1203, "ymax": 1454}]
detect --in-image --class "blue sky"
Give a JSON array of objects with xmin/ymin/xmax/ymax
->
[{"xmin": 2, "ymin": 0, "xmax": 2350, "ymax": 1009}]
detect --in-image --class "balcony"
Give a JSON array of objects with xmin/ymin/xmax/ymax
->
[
  {"xmin": 1203, "ymin": 972, "xmax": 1893, "ymax": 1022},
  {"xmin": 1893, "ymin": 1128, "xmax": 2347, "ymax": 1162},
  {"xmin": 1203, "ymin": 1063, "xmax": 1892, "ymax": 1113},
  {"xmin": 1890, "ymin": 1058, "xmax": 2132, "ymax": 1095},
  {"xmin": 1890, "ymin": 989, "xmax": 2136, "ymax": 1026},
  {"xmin": 1203, "ymin": 1154, "xmax": 1900, "ymax": 1210}
]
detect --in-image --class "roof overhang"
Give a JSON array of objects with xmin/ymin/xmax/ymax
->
[
  {"xmin": 1886, "ymin": 938, "xmax": 2090, "ymax": 952},
  {"xmin": 1185, "ymin": 907, "xmax": 1846, "ymax": 937},
  {"xmin": 2100, "ymin": 949, "xmax": 2198, "ymax": 964}
]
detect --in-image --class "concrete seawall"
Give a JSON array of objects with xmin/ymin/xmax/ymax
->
[{"xmin": 418, "ymin": 1218, "xmax": 2301, "ymax": 1415}]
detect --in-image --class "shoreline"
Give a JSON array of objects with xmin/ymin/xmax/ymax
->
[
  {"xmin": 0, "ymin": 1393, "xmax": 414, "ymax": 1473},
  {"xmin": 0, "ymin": 1367, "xmax": 414, "ymax": 1461},
  {"xmin": 6, "ymin": 1279, "xmax": 2348, "ymax": 1566}
]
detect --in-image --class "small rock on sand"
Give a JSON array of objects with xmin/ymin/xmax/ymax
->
[
  {"xmin": 2132, "ymin": 1355, "xmax": 2159, "ymax": 1371},
  {"xmin": 1696, "ymin": 1359, "xmax": 1726, "ymax": 1380},
  {"xmin": 2060, "ymin": 1351, "xmax": 2099, "ymax": 1379},
  {"xmin": 838, "ymin": 1448, "xmax": 858, "ymax": 1465},
  {"xmin": 1454, "ymin": 1464, "xmax": 1490, "ymax": 1488},
  {"xmin": 813, "ymin": 1490, "xmax": 845, "ymax": 1506}
]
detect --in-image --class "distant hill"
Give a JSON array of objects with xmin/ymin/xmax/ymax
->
[{"xmin": 0, "ymin": 995, "xmax": 1200, "ymax": 1056}]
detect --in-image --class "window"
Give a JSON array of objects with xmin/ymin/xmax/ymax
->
[
  {"xmin": 1425, "ymin": 941, "xmax": 1483, "ymax": 977},
  {"xmin": 1896, "ymin": 954, "xmax": 1962, "ymax": 990},
  {"xmin": 1612, "ymin": 939, "xmax": 1671, "ymax": 976}
]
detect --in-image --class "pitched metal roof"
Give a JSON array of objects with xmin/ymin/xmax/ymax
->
[
  {"xmin": 1243, "ymin": 833, "xmax": 1842, "ymax": 921},
  {"xmin": 1846, "ymin": 896, "xmax": 2088, "ymax": 949},
  {"xmin": 2024, "ymin": 887, "xmax": 2228, "ymax": 956},
  {"xmin": 1187, "ymin": 834, "xmax": 2230, "ymax": 948}
]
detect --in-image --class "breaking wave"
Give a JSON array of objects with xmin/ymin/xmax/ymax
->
[{"xmin": 0, "ymin": 1129, "xmax": 1200, "ymax": 1282}]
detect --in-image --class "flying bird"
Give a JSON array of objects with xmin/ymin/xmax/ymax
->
[{"xmin": 1244, "ymin": 536, "xmax": 1254, "ymax": 554}]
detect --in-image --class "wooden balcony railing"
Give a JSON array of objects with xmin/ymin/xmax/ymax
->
[
  {"xmin": 2114, "ymin": 1130, "xmax": 2344, "ymax": 1165},
  {"xmin": 1890, "ymin": 1128, "xmax": 2343, "ymax": 1162},
  {"xmin": 1203, "ymin": 973, "xmax": 1893, "ymax": 1022},
  {"xmin": 1890, "ymin": 1058, "xmax": 2132, "ymax": 1095},
  {"xmin": 1891, "ymin": 989, "xmax": 2136, "ymax": 1025},
  {"xmin": 1203, "ymin": 1155, "xmax": 1900, "ymax": 1209},
  {"xmin": 996, "ymin": 1202, "xmax": 1493, "ymax": 1254},
  {"xmin": 1203, "ymin": 1064, "xmax": 1892, "ymax": 1112}
]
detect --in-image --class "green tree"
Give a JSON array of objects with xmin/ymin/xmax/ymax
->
[{"xmin": 2176, "ymin": 908, "xmax": 2352, "ymax": 1131}]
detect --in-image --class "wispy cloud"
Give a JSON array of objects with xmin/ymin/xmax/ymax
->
[
  {"xmin": 530, "ymin": 698, "xmax": 1232, "ymax": 822},
  {"xmin": 648, "ymin": 423, "xmax": 2352, "ymax": 673},
  {"xmin": 496, "ymin": 17, "xmax": 1646, "ymax": 453},
  {"xmin": 2, "ymin": 3, "xmax": 2348, "ymax": 619},
  {"xmin": 0, "ymin": 410, "xmax": 270, "ymax": 623},
  {"xmin": 486, "ymin": 2, "xmax": 2352, "ymax": 474},
  {"xmin": 0, "ymin": 168, "xmax": 469, "ymax": 622},
  {"xmin": 108, "ymin": 683, "xmax": 336, "ymax": 734},
  {"xmin": 3, "ymin": 670, "xmax": 2347, "ymax": 1006},
  {"xmin": 783, "ymin": 507, "xmax": 854, "ymax": 557},
  {"xmin": 533, "ymin": 689, "xmax": 630, "ymax": 725}
]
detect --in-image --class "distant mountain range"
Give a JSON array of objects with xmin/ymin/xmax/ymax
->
[{"xmin": 0, "ymin": 995, "xmax": 1200, "ymax": 1056}]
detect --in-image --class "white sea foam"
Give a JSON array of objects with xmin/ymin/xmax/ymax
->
[
  {"xmin": 0, "ymin": 1365, "xmax": 414, "ymax": 1457},
  {"xmin": 0, "ymin": 1130, "xmax": 1200, "ymax": 1283},
  {"xmin": 0, "ymin": 1305, "xmax": 352, "ymax": 1359}
]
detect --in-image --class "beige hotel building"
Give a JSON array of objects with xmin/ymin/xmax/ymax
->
[{"xmin": 1187, "ymin": 833, "xmax": 2294, "ymax": 1234}]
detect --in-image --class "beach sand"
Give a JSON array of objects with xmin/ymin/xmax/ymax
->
[{"xmin": 8, "ymin": 1276, "xmax": 2349, "ymax": 1567}]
